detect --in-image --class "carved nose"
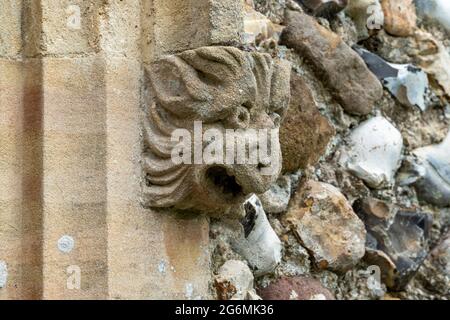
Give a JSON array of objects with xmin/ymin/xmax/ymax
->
[{"xmin": 258, "ymin": 157, "xmax": 271, "ymax": 169}]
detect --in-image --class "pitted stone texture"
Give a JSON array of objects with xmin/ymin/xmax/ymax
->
[
  {"xmin": 280, "ymin": 72, "xmax": 335, "ymax": 172},
  {"xmin": 284, "ymin": 180, "xmax": 366, "ymax": 272},
  {"xmin": 258, "ymin": 276, "xmax": 335, "ymax": 300},
  {"xmin": 281, "ymin": 10, "xmax": 383, "ymax": 115},
  {"xmin": 143, "ymin": 46, "xmax": 291, "ymax": 215},
  {"xmin": 0, "ymin": 1, "xmax": 22, "ymax": 57}
]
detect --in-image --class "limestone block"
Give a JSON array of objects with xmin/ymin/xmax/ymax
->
[
  {"xmin": 39, "ymin": 57, "xmax": 108, "ymax": 299},
  {"xmin": 0, "ymin": 59, "xmax": 44, "ymax": 300},
  {"xmin": 104, "ymin": 58, "xmax": 211, "ymax": 299},
  {"xmin": 0, "ymin": 0, "xmax": 22, "ymax": 58},
  {"xmin": 143, "ymin": 0, "xmax": 244, "ymax": 61},
  {"xmin": 99, "ymin": 0, "xmax": 141, "ymax": 56},
  {"xmin": 38, "ymin": 0, "xmax": 102, "ymax": 55}
]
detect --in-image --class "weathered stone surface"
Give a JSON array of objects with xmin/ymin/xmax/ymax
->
[
  {"xmin": 280, "ymin": 10, "xmax": 383, "ymax": 115},
  {"xmin": 381, "ymin": 0, "xmax": 416, "ymax": 37},
  {"xmin": 215, "ymin": 260, "xmax": 255, "ymax": 300},
  {"xmin": 0, "ymin": 1, "xmax": 22, "ymax": 57},
  {"xmin": 243, "ymin": 3, "xmax": 282, "ymax": 45},
  {"xmin": 430, "ymin": 232, "xmax": 450, "ymax": 277},
  {"xmin": 417, "ymin": 231, "xmax": 450, "ymax": 295},
  {"xmin": 143, "ymin": 46, "xmax": 291, "ymax": 215},
  {"xmin": 232, "ymin": 195, "xmax": 282, "ymax": 276},
  {"xmin": 299, "ymin": 0, "xmax": 348, "ymax": 17},
  {"xmin": 353, "ymin": 197, "xmax": 397, "ymax": 227},
  {"xmin": 144, "ymin": 0, "xmax": 244, "ymax": 59},
  {"xmin": 284, "ymin": 180, "xmax": 366, "ymax": 272},
  {"xmin": 279, "ymin": 72, "xmax": 335, "ymax": 172},
  {"xmin": 0, "ymin": 59, "xmax": 44, "ymax": 299},
  {"xmin": 258, "ymin": 276, "xmax": 335, "ymax": 300},
  {"xmin": 356, "ymin": 201, "xmax": 432, "ymax": 291},
  {"xmin": 2, "ymin": 0, "xmax": 449, "ymax": 303},
  {"xmin": 414, "ymin": 31, "xmax": 450, "ymax": 99}
]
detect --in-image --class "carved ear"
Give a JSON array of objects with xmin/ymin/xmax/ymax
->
[
  {"xmin": 250, "ymin": 52, "xmax": 273, "ymax": 109},
  {"xmin": 179, "ymin": 46, "xmax": 249, "ymax": 85},
  {"xmin": 149, "ymin": 56, "xmax": 212, "ymax": 120},
  {"xmin": 149, "ymin": 47, "xmax": 251, "ymax": 122},
  {"xmin": 270, "ymin": 59, "xmax": 291, "ymax": 119}
]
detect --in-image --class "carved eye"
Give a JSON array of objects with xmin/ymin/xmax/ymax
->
[{"xmin": 225, "ymin": 105, "xmax": 250, "ymax": 129}]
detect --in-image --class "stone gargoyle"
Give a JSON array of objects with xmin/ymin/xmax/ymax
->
[{"xmin": 142, "ymin": 46, "xmax": 291, "ymax": 215}]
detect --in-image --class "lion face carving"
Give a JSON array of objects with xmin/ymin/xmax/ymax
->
[{"xmin": 142, "ymin": 46, "xmax": 291, "ymax": 215}]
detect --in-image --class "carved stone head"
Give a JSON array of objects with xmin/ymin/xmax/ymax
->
[{"xmin": 143, "ymin": 46, "xmax": 291, "ymax": 215}]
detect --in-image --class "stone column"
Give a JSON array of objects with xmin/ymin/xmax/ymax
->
[{"xmin": 0, "ymin": 0, "xmax": 244, "ymax": 300}]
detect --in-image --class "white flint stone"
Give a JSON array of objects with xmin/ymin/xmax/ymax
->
[
  {"xmin": 415, "ymin": 0, "xmax": 450, "ymax": 32},
  {"xmin": 354, "ymin": 47, "xmax": 429, "ymax": 111},
  {"xmin": 340, "ymin": 116, "xmax": 403, "ymax": 189},
  {"xmin": 403, "ymin": 132, "xmax": 450, "ymax": 207},
  {"xmin": 232, "ymin": 195, "xmax": 282, "ymax": 276},
  {"xmin": 445, "ymin": 105, "xmax": 450, "ymax": 120},
  {"xmin": 384, "ymin": 64, "xmax": 429, "ymax": 111},
  {"xmin": 259, "ymin": 174, "xmax": 292, "ymax": 214}
]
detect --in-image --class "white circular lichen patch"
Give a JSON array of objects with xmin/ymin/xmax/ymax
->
[
  {"xmin": 58, "ymin": 235, "xmax": 75, "ymax": 253},
  {"xmin": 158, "ymin": 260, "xmax": 167, "ymax": 274}
]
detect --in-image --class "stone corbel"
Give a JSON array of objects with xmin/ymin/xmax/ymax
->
[{"xmin": 142, "ymin": 46, "xmax": 291, "ymax": 215}]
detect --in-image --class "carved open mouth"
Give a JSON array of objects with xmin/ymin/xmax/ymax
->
[{"xmin": 205, "ymin": 166, "xmax": 243, "ymax": 198}]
